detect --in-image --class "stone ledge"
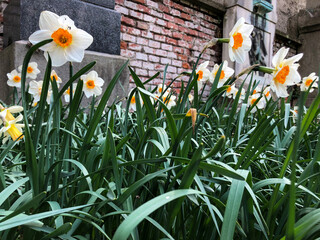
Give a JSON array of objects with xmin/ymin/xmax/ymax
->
[{"xmin": 0, "ymin": 40, "xmax": 129, "ymax": 106}]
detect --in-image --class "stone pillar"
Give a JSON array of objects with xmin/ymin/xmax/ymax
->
[{"xmin": 223, "ymin": 0, "xmax": 277, "ymax": 84}]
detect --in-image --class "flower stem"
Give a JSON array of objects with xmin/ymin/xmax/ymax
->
[
  {"xmin": 218, "ymin": 38, "xmax": 230, "ymax": 43},
  {"xmin": 257, "ymin": 66, "xmax": 275, "ymax": 74}
]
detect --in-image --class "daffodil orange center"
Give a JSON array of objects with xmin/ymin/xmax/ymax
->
[
  {"xmin": 197, "ymin": 70, "xmax": 203, "ymax": 81},
  {"xmin": 251, "ymin": 98, "xmax": 257, "ymax": 105},
  {"xmin": 159, "ymin": 87, "xmax": 163, "ymax": 93},
  {"xmin": 216, "ymin": 70, "xmax": 225, "ymax": 80},
  {"xmin": 86, "ymin": 80, "xmax": 95, "ymax": 89},
  {"xmin": 232, "ymin": 33, "xmax": 243, "ymax": 50},
  {"xmin": 305, "ymin": 79, "xmax": 313, "ymax": 87},
  {"xmin": 51, "ymin": 28, "xmax": 73, "ymax": 48},
  {"xmin": 27, "ymin": 66, "xmax": 33, "ymax": 73},
  {"xmin": 51, "ymin": 74, "xmax": 58, "ymax": 81},
  {"xmin": 265, "ymin": 91, "xmax": 270, "ymax": 97},
  {"xmin": 253, "ymin": 90, "xmax": 257, "ymax": 94},
  {"xmin": 131, "ymin": 95, "xmax": 136, "ymax": 104},
  {"xmin": 275, "ymin": 65, "xmax": 290, "ymax": 84},
  {"xmin": 66, "ymin": 88, "xmax": 71, "ymax": 95},
  {"xmin": 227, "ymin": 86, "xmax": 231, "ymax": 93},
  {"xmin": 13, "ymin": 76, "xmax": 21, "ymax": 83}
]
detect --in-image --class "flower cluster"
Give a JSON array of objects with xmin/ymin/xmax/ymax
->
[
  {"xmin": 7, "ymin": 62, "xmax": 40, "ymax": 88},
  {"xmin": 0, "ymin": 105, "xmax": 24, "ymax": 144}
]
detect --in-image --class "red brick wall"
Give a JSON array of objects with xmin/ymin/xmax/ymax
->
[{"xmin": 115, "ymin": 0, "xmax": 223, "ymax": 93}]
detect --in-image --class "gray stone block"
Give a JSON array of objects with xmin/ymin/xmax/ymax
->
[
  {"xmin": 81, "ymin": 0, "xmax": 115, "ymax": 9},
  {"xmin": 4, "ymin": 0, "xmax": 121, "ymax": 55},
  {"xmin": 0, "ymin": 41, "xmax": 129, "ymax": 106}
]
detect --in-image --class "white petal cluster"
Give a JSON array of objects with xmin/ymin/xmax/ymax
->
[
  {"xmin": 196, "ymin": 61, "xmax": 211, "ymax": 90},
  {"xmin": 28, "ymin": 80, "xmax": 52, "ymax": 105},
  {"xmin": 18, "ymin": 62, "xmax": 40, "ymax": 80},
  {"xmin": 81, "ymin": 71, "xmax": 104, "ymax": 98},
  {"xmin": 29, "ymin": 11, "xmax": 93, "ymax": 67},
  {"xmin": 211, "ymin": 60, "xmax": 235, "ymax": 88},
  {"xmin": 228, "ymin": 17, "xmax": 254, "ymax": 64},
  {"xmin": 300, "ymin": 72, "xmax": 319, "ymax": 92}
]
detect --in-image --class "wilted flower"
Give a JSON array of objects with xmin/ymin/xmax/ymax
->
[
  {"xmin": 18, "ymin": 62, "xmax": 40, "ymax": 80},
  {"xmin": 211, "ymin": 60, "xmax": 234, "ymax": 87},
  {"xmin": 196, "ymin": 61, "xmax": 211, "ymax": 90},
  {"xmin": 228, "ymin": 17, "xmax": 254, "ymax": 64},
  {"xmin": 0, "ymin": 109, "xmax": 24, "ymax": 144},
  {"xmin": 81, "ymin": 70, "xmax": 104, "ymax": 98},
  {"xmin": 28, "ymin": 80, "xmax": 52, "ymax": 105},
  {"xmin": 271, "ymin": 47, "xmax": 303, "ymax": 98},
  {"xmin": 188, "ymin": 93, "xmax": 194, "ymax": 103},
  {"xmin": 50, "ymin": 70, "xmax": 62, "ymax": 88},
  {"xmin": 7, "ymin": 69, "xmax": 22, "ymax": 88},
  {"xmin": 300, "ymin": 72, "xmax": 318, "ymax": 92},
  {"xmin": 64, "ymin": 83, "xmax": 77, "ymax": 103},
  {"xmin": 29, "ymin": 11, "xmax": 93, "ymax": 67}
]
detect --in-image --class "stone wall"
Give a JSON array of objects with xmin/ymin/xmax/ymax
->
[
  {"xmin": 0, "ymin": 0, "xmax": 9, "ymax": 50},
  {"xmin": 115, "ymin": 0, "xmax": 223, "ymax": 93}
]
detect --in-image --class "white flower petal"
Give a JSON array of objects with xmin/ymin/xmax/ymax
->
[
  {"xmin": 48, "ymin": 47, "xmax": 68, "ymax": 67},
  {"xmin": 72, "ymin": 29, "xmax": 94, "ymax": 49},
  {"xmin": 39, "ymin": 11, "xmax": 60, "ymax": 31},
  {"xmin": 65, "ymin": 45, "xmax": 85, "ymax": 63}
]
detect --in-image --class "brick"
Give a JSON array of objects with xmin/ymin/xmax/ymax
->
[
  {"xmin": 121, "ymin": 16, "xmax": 135, "ymax": 26},
  {"xmin": 121, "ymin": 25, "xmax": 127, "ymax": 33},
  {"xmin": 137, "ymin": 37, "xmax": 149, "ymax": 45},
  {"xmin": 178, "ymin": 25, "xmax": 188, "ymax": 33},
  {"xmin": 188, "ymin": 29, "xmax": 198, "ymax": 37},
  {"xmin": 163, "ymin": 14, "xmax": 174, "ymax": 22},
  {"xmin": 182, "ymin": 62, "xmax": 191, "ymax": 69},
  {"xmin": 161, "ymin": 58, "xmax": 171, "ymax": 64},
  {"xmin": 131, "ymin": 0, "xmax": 146, "ymax": 4},
  {"xmin": 121, "ymin": 49, "xmax": 136, "ymax": 58},
  {"xmin": 142, "ymin": 31, "xmax": 154, "ymax": 39},
  {"xmin": 172, "ymin": 60, "xmax": 182, "ymax": 67},
  {"xmin": 130, "ymin": 60, "xmax": 143, "ymax": 67},
  {"xmin": 144, "ymin": 14, "xmax": 156, "ymax": 23},
  {"xmin": 195, "ymin": 11, "xmax": 204, "ymax": 19},
  {"xmin": 167, "ymin": 66, "xmax": 177, "ymax": 73},
  {"xmin": 149, "ymin": 25, "xmax": 162, "ymax": 34},
  {"xmin": 143, "ymin": 62, "xmax": 155, "ymax": 70},
  {"xmin": 149, "ymin": 40, "xmax": 160, "ymax": 48},
  {"xmin": 172, "ymin": 2, "xmax": 184, "ymax": 11},
  {"xmin": 149, "ymin": 70, "xmax": 158, "ymax": 76},
  {"xmin": 146, "ymin": 0, "xmax": 159, "ymax": 8},
  {"xmin": 120, "ymin": 41, "xmax": 128, "ymax": 49},
  {"xmin": 155, "ymin": 64, "xmax": 166, "ymax": 70},
  {"xmin": 136, "ymin": 68, "xmax": 148, "ymax": 76},
  {"xmin": 136, "ymin": 52, "xmax": 148, "ymax": 61},
  {"xmin": 159, "ymin": 4, "xmax": 169, "ymax": 13},
  {"xmin": 185, "ymin": 21, "xmax": 195, "ymax": 29},
  {"xmin": 137, "ymin": 21, "xmax": 149, "ymax": 30},
  {"xmin": 115, "ymin": 5, "xmax": 129, "ymax": 15},
  {"xmin": 161, "ymin": 43, "xmax": 172, "ymax": 51},
  {"xmin": 154, "ymin": 34, "xmax": 166, "ymax": 42},
  {"xmin": 149, "ymin": 55, "xmax": 160, "ymax": 62},
  {"xmin": 115, "ymin": 0, "xmax": 124, "ymax": 4},
  {"xmin": 174, "ymin": 17, "xmax": 185, "ymax": 26},
  {"xmin": 124, "ymin": 1, "xmax": 139, "ymax": 10},
  {"xmin": 143, "ymin": 46, "xmax": 155, "ymax": 54},
  {"xmin": 128, "ymin": 43, "xmax": 142, "ymax": 51},
  {"xmin": 170, "ymin": 9, "xmax": 180, "ymax": 17},
  {"xmin": 167, "ymin": 22, "xmax": 178, "ymax": 30},
  {"xmin": 172, "ymin": 32, "xmax": 183, "ymax": 39},
  {"xmin": 156, "ymin": 19, "xmax": 167, "ymax": 26},
  {"xmin": 178, "ymin": 54, "xmax": 188, "ymax": 61},
  {"xmin": 181, "ymin": 13, "xmax": 191, "ymax": 20},
  {"xmin": 123, "ymin": 33, "xmax": 136, "ymax": 42},
  {"xmin": 151, "ymin": 9, "xmax": 163, "ymax": 18},
  {"xmin": 167, "ymin": 52, "xmax": 177, "ymax": 59},
  {"xmin": 166, "ymin": 37, "xmax": 177, "ymax": 45},
  {"xmin": 155, "ymin": 49, "xmax": 168, "ymax": 57},
  {"xmin": 183, "ymin": 35, "xmax": 193, "ymax": 42},
  {"xmin": 173, "ymin": 47, "xmax": 184, "ymax": 54},
  {"xmin": 199, "ymin": 32, "xmax": 211, "ymax": 39},
  {"xmin": 127, "ymin": 27, "xmax": 141, "ymax": 36},
  {"xmin": 162, "ymin": 29, "xmax": 172, "ymax": 37},
  {"xmin": 129, "ymin": 10, "xmax": 144, "ymax": 20}
]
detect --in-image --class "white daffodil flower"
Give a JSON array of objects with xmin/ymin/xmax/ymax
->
[
  {"xmin": 188, "ymin": 93, "xmax": 194, "ymax": 103},
  {"xmin": 249, "ymin": 93, "xmax": 266, "ymax": 113},
  {"xmin": 156, "ymin": 84, "xmax": 170, "ymax": 95},
  {"xmin": 29, "ymin": 11, "xmax": 93, "ymax": 67},
  {"xmin": 228, "ymin": 17, "xmax": 254, "ymax": 64},
  {"xmin": 271, "ymin": 47, "xmax": 303, "ymax": 98},
  {"xmin": 225, "ymin": 84, "xmax": 238, "ymax": 99},
  {"xmin": 196, "ymin": 61, "xmax": 211, "ymax": 90},
  {"xmin": 64, "ymin": 83, "xmax": 77, "ymax": 103},
  {"xmin": 162, "ymin": 92, "xmax": 177, "ymax": 110},
  {"xmin": 0, "ymin": 105, "xmax": 24, "ymax": 126},
  {"xmin": 7, "ymin": 69, "xmax": 22, "ymax": 88},
  {"xmin": 81, "ymin": 70, "xmax": 104, "ymax": 98},
  {"xmin": 28, "ymin": 80, "xmax": 52, "ymax": 105},
  {"xmin": 211, "ymin": 60, "xmax": 234, "ymax": 88},
  {"xmin": 50, "ymin": 70, "xmax": 63, "ymax": 88},
  {"xmin": 300, "ymin": 72, "xmax": 319, "ymax": 92},
  {"xmin": 0, "ymin": 110, "xmax": 24, "ymax": 144},
  {"xmin": 129, "ymin": 91, "xmax": 143, "ymax": 112},
  {"xmin": 18, "ymin": 62, "xmax": 40, "ymax": 80},
  {"xmin": 263, "ymin": 86, "xmax": 271, "ymax": 100}
]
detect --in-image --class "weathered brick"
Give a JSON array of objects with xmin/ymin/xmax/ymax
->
[
  {"xmin": 143, "ymin": 46, "xmax": 155, "ymax": 54},
  {"xmin": 154, "ymin": 34, "xmax": 166, "ymax": 42},
  {"xmin": 144, "ymin": 14, "xmax": 156, "ymax": 23},
  {"xmin": 159, "ymin": 4, "xmax": 169, "ymax": 13},
  {"xmin": 123, "ymin": 33, "xmax": 136, "ymax": 42},
  {"xmin": 136, "ymin": 68, "xmax": 149, "ymax": 76},
  {"xmin": 170, "ymin": 8, "xmax": 180, "ymax": 17},
  {"xmin": 146, "ymin": 0, "xmax": 159, "ymax": 8},
  {"xmin": 167, "ymin": 52, "xmax": 177, "ymax": 59},
  {"xmin": 137, "ymin": 21, "xmax": 149, "ymax": 30},
  {"xmin": 137, "ymin": 37, "xmax": 149, "ymax": 45},
  {"xmin": 182, "ymin": 62, "xmax": 191, "ymax": 69},
  {"xmin": 149, "ymin": 25, "xmax": 162, "ymax": 34},
  {"xmin": 161, "ymin": 43, "xmax": 172, "ymax": 51},
  {"xmin": 128, "ymin": 43, "xmax": 142, "ymax": 51},
  {"xmin": 178, "ymin": 54, "xmax": 188, "ymax": 61},
  {"xmin": 127, "ymin": 27, "xmax": 141, "ymax": 36},
  {"xmin": 161, "ymin": 58, "xmax": 171, "ymax": 64},
  {"xmin": 167, "ymin": 66, "xmax": 177, "ymax": 73},
  {"xmin": 155, "ymin": 64, "xmax": 166, "ymax": 70},
  {"xmin": 142, "ymin": 31, "xmax": 154, "ymax": 39},
  {"xmin": 156, "ymin": 18, "xmax": 167, "ymax": 26},
  {"xmin": 173, "ymin": 47, "xmax": 184, "ymax": 54},
  {"xmin": 166, "ymin": 37, "xmax": 177, "ymax": 45},
  {"xmin": 143, "ymin": 62, "xmax": 155, "ymax": 70},
  {"xmin": 129, "ymin": 10, "xmax": 144, "ymax": 20},
  {"xmin": 151, "ymin": 9, "xmax": 163, "ymax": 18},
  {"xmin": 136, "ymin": 52, "xmax": 148, "ymax": 61},
  {"xmin": 163, "ymin": 14, "xmax": 174, "ymax": 22},
  {"xmin": 115, "ymin": 5, "xmax": 129, "ymax": 15},
  {"xmin": 174, "ymin": 17, "xmax": 184, "ymax": 26},
  {"xmin": 131, "ymin": 0, "xmax": 146, "ymax": 4},
  {"xmin": 149, "ymin": 55, "xmax": 160, "ymax": 62},
  {"xmin": 167, "ymin": 22, "xmax": 178, "ymax": 30},
  {"xmin": 181, "ymin": 13, "xmax": 191, "ymax": 20},
  {"xmin": 130, "ymin": 60, "xmax": 143, "ymax": 67},
  {"xmin": 149, "ymin": 70, "xmax": 158, "ymax": 76},
  {"xmin": 155, "ymin": 49, "xmax": 168, "ymax": 57},
  {"xmin": 149, "ymin": 40, "xmax": 160, "ymax": 48},
  {"xmin": 120, "ymin": 41, "xmax": 128, "ymax": 49},
  {"xmin": 172, "ymin": 32, "xmax": 183, "ymax": 39},
  {"xmin": 121, "ymin": 16, "xmax": 135, "ymax": 26},
  {"xmin": 172, "ymin": 60, "xmax": 182, "ymax": 67},
  {"xmin": 183, "ymin": 35, "xmax": 193, "ymax": 42},
  {"xmin": 124, "ymin": 1, "xmax": 139, "ymax": 10},
  {"xmin": 121, "ymin": 49, "xmax": 136, "ymax": 58},
  {"xmin": 178, "ymin": 25, "xmax": 188, "ymax": 33}
]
